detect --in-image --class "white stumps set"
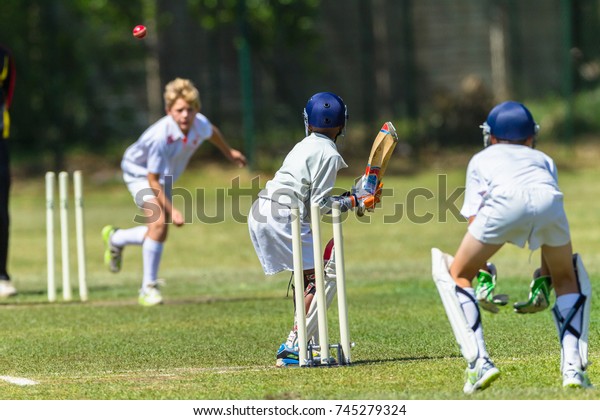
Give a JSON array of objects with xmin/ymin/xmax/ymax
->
[
  {"xmin": 45, "ymin": 171, "xmax": 88, "ymax": 302},
  {"xmin": 291, "ymin": 201, "xmax": 352, "ymax": 367}
]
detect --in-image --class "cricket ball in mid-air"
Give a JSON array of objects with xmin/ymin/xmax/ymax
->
[{"xmin": 133, "ymin": 25, "xmax": 147, "ymax": 39}]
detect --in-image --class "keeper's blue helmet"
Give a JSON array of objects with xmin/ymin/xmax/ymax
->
[
  {"xmin": 303, "ymin": 92, "xmax": 348, "ymax": 137},
  {"xmin": 480, "ymin": 101, "xmax": 539, "ymax": 146}
]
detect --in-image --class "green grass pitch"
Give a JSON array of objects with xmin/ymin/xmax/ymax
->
[{"xmin": 1, "ymin": 163, "xmax": 599, "ymax": 400}]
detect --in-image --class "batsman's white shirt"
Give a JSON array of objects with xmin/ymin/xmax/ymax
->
[
  {"xmin": 248, "ymin": 133, "xmax": 347, "ymax": 275},
  {"xmin": 462, "ymin": 144, "xmax": 570, "ymax": 249},
  {"xmin": 120, "ymin": 113, "xmax": 213, "ymax": 206}
]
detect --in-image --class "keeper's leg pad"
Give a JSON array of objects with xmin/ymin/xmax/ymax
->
[
  {"xmin": 431, "ymin": 248, "xmax": 479, "ymax": 363},
  {"xmin": 306, "ymin": 279, "xmax": 337, "ymax": 342},
  {"xmin": 552, "ymin": 253, "xmax": 591, "ymax": 369}
]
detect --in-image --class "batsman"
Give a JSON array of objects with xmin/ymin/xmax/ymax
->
[
  {"xmin": 248, "ymin": 92, "xmax": 392, "ymax": 366},
  {"xmin": 432, "ymin": 101, "xmax": 592, "ymax": 393}
]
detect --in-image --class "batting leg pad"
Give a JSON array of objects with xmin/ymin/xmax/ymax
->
[
  {"xmin": 431, "ymin": 248, "xmax": 479, "ymax": 363},
  {"xmin": 323, "ymin": 238, "xmax": 336, "ymax": 280},
  {"xmin": 290, "ymin": 279, "xmax": 316, "ymax": 342},
  {"xmin": 552, "ymin": 253, "xmax": 591, "ymax": 370},
  {"xmin": 306, "ymin": 279, "xmax": 337, "ymax": 343}
]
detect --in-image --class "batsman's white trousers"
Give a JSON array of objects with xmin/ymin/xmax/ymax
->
[
  {"xmin": 468, "ymin": 187, "xmax": 570, "ymax": 250},
  {"xmin": 248, "ymin": 197, "xmax": 315, "ymax": 275}
]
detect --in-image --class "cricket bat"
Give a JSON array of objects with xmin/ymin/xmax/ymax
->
[{"xmin": 353, "ymin": 121, "xmax": 398, "ymax": 197}]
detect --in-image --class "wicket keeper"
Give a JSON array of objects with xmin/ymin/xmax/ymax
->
[{"xmin": 432, "ymin": 101, "xmax": 592, "ymax": 393}]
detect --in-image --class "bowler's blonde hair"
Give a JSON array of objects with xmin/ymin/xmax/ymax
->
[{"xmin": 163, "ymin": 78, "xmax": 201, "ymax": 111}]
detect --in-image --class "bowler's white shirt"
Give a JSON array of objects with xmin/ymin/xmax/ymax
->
[
  {"xmin": 260, "ymin": 133, "xmax": 348, "ymax": 219},
  {"xmin": 121, "ymin": 113, "xmax": 213, "ymax": 183},
  {"xmin": 461, "ymin": 144, "xmax": 560, "ymax": 218}
]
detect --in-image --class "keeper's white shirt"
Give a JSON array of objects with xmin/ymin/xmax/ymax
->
[
  {"xmin": 461, "ymin": 143, "xmax": 570, "ymax": 249},
  {"xmin": 461, "ymin": 144, "xmax": 559, "ymax": 218},
  {"xmin": 121, "ymin": 113, "xmax": 213, "ymax": 183}
]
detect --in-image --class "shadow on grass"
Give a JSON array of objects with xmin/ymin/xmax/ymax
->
[
  {"xmin": 0, "ymin": 292, "xmax": 280, "ymax": 308},
  {"xmin": 351, "ymin": 355, "xmax": 463, "ymax": 366}
]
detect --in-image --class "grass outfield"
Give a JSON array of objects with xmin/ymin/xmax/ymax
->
[{"xmin": 1, "ymin": 161, "xmax": 599, "ymax": 400}]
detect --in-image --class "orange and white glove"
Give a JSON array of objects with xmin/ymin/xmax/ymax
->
[
  {"xmin": 356, "ymin": 182, "xmax": 383, "ymax": 216},
  {"xmin": 333, "ymin": 183, "xmax": 382, "ymax": 216}
]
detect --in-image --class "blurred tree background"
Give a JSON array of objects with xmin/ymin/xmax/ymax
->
[{"xmin": 1, "ymin": 0, "xmax": 600, "ymax": 174}]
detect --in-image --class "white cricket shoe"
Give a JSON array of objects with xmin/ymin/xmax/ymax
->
[
  {"xmin": 463, "ymin": 357, "xmax": 500, "ymax": 394},
  {"xmin": 563, "ymin": 367, "xmax": 593, "ymax": 389},
  {"xmin": 0, "ymin": 280, "xmax": 17, "ymax": 298},
  {"xmin": 138, "ymin": 283, "xmax": 163, "ymax": 307}
]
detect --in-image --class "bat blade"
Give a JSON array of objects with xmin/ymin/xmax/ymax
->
[{"xmin": 356, "ymin": 122, "xmax": 398, "ymax": 195}]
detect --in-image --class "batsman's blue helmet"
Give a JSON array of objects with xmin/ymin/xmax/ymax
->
[
  {"xmin": 303, "ymin": 92, "xmax": 347, "ymax": 135},
  {"xmin": 481, "ymin": 101, "xmax": 539, "ymax": 142}
]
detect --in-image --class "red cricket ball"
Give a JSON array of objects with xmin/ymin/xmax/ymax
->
[{"xmin": 133, "ymin": 25, "xmax": 147, "ymax": 39}]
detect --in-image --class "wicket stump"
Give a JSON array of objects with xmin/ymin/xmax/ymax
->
[
  {"xmin": 46, "ymin": 170, "xmax": 88, "ymax": 302},
  {"xmin": 291, "ymin": 201, "xmax": 352, "ymax": 367}
]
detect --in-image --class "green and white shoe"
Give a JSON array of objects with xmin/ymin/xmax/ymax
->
[
  {"xmin": 513, "ymin": 272, "xmax": 552, "ymax": 314},
  {"xmin": 102, "ymin": 225, "xmax": 123, "ymax": 273},
  {"xmin": 138, "ymin": 283, "xmax": 163, "ymax": 307},
  {"xmin": 475, "ymin": 263, "xmax": 508, "ymax": 313},
  {"xmin": 563, "ymin": 367, "xmax": 593, "ymax": 389},
  {"xmin": 463, "ymin": 357, "xmax": 500, "ymax": 394}
]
